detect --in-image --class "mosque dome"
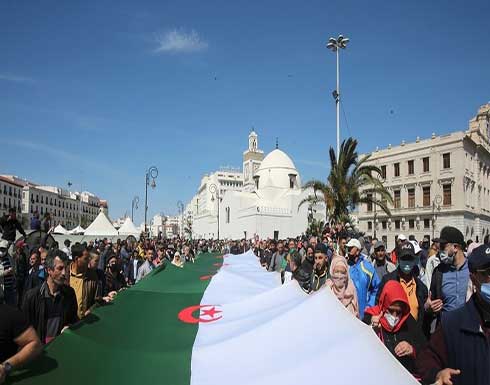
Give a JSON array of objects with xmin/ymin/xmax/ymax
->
[{"xmin": 255, "ymin": 149, "xmax": 301, "ymax": 195}]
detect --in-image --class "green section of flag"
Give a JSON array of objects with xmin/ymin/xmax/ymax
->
[{"xmin": 9, "ymin": 253, "xmax": 221, "ymax": 385}]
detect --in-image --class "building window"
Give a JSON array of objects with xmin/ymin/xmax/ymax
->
[
  {"xmin": 443, "ymin": 153, "xmax": 451, "ymax": 169},
  {"xmin": 368, "ymin": 221, "xmax": 372, "ymax": 230},
  {"xmin": 423, "ymin": 186, "xmax": 431, "ymax": 207},
  {"xmin": 408, "ymin": 188, "xmax": 415, "ymax": 208},
  {"xmin": 424, "ymin": 218, "xmax": 430, "ymax": 229},
  {"xmin": 394, "ymin": 190, "xmax": 401, "ymax": 209},
  {"xmin": 366, "ymin": 193, "xmax": 373, "ymax": 212},
  {"xmin": 409, "ymin": 219, "xmax": 415, "ymax": 229},
  {"xmin": 395, "ymin": 220, "xmax": 401, "ymax": 230},
  {"xmin": 423, "ymin": 157, "xmax": 430, "ymax": 172},
  {"xmin": 36, "ymin": 195, "xmax": 39, "ymax": 203},
  {"xmin": 382, "ymin": 221, "xmax": 387, "ymax": 230},
  {"xmin": 443, "ymin": 184, "xmax": 452, "ymax": 205},
  {"xmin": 41, "ymin": 196, "xmax": 44, "ymax": 204},
  {"xmin": 394, "ymin": 163, "xmax": 400, "ymax": 177},
  {"xmin": 381, "ymin": 165, "xmax": 386, "ymax": 179},
  {"xmin": 408, "ymin": 160, "xmax": 414, "ymax": 175}
]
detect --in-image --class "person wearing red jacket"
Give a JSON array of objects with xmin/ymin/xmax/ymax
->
[{"xmin": 364, "ymin": 280, "xmax": 426, "ymax": 376}]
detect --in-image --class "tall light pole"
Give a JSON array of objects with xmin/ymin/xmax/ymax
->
[
  {"xmin": 177, "ymin": 200, "xmax": 184, "ymax": 237},
  {"xmin": 131, "ymin": 196, "xmax": 139, "ymax": 222},
  {"xmin": 208, "ymin": 183, "xmax": 221, "ymax": 240},
  {"xmin": 327, "ymin": 34, "xmax": 349, "ymax": 162},
  {"xmin": 144, "ymin": 166, "xmax": 158, "ymax": 234}
]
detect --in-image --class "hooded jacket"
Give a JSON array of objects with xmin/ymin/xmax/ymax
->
[{"xmin": 365, "ymin": 281, "xmax": 426, "ymax": 374}]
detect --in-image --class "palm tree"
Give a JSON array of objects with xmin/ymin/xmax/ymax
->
[{"xmin": 299, "ymin": 137, "xmax": 392, "ymax": 224}]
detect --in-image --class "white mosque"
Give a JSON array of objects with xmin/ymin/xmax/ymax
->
[{"xmin": 187, "ymin": 131, "xmax": 325, "ymax": 240}]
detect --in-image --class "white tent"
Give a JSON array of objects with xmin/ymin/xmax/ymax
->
[
  {"xmin": 84, "ymin": 212, "xmax": 118, "ymax": 236},
  {"xmin": 53, "ymin": 224, "xmax": 68, "ymax": 234},
  {"xmin": 118, "ymin": 217, "xmax": 140, "ymax": 236},
  {"xmin": 68, "ymin": 225, "xmax": 85, "ymax": 235}
]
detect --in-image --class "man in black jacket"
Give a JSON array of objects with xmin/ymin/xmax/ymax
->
[
  {"xmin": 22, "ymin": 250, "xmax": 78, "ymax": 344},
  {"xmin": 0, "ymin": 208, "xmax": 26, "ymax": 244},
  {"xmin": 376, "ymin": 242, "xmax": 428, "ymax": 328}
]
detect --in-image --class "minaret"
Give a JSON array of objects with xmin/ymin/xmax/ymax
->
[{"xmin": 243, "ymin": 129, "xmax": 264, "ymax": 191}]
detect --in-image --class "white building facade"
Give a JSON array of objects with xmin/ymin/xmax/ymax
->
[
  {"xmin": 189, "ymin": 131, "xmax": 324, "ymax": 240},
  {"xmin": 0, "ymin": 176, "xmax": 23, "ymax": 219},
  {"xmin": 358, "ymin": 104, "xmax": 490, "ymax": 250}
]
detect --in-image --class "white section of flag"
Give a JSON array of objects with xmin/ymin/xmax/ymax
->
[{"xmin": 191, "ymin": 250, "xmax": 419, "ymax": 385}]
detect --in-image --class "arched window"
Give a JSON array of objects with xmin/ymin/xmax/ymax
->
[{"xmin": 226, "ymin": 207, "xmax": 230, "ymax": 223}]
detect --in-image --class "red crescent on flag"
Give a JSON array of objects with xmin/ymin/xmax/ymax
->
[
  {"xmin": 178, "ymin": 305, "xmax": 223, "ymax": 324},
  {"xmin": 213, "ymin": 263, "xmax": 222, "ymax": 267},
  {"xmin": 199, "ymin": 274, "xmax": 214, "ymax": 281}
]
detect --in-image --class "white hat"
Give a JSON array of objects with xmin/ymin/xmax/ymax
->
[
  {"xmin": 410, "ymin": 240, "xmax": 421, "ymax": 255},
  {"xmin": 0, "ymin": 240, "xmax": 9, "ymax": 249},
  {"xmin": 398, "ymin": 234, "xmax": 407, "ymax": 241},
  {"xmin": 346, "ymin": 238, "xmax": 361, "ymax": 250}
]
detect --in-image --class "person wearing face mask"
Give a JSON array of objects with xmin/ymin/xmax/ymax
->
[
  {"xmin": 376, "ymin": 242, "xmax": 428, "ymax": 330},
  {"xmin": 426, "ymin": 227, "xmax": 471, "ymax": 323},
  {"xmin": 364, "ymin": 280, "xmax": 426, "ymax": 376},
  {"xmin": 346, "ymin": 238, "xmax": 380, "ymax": 319},
  {"xmin": 417, "ymin": 244, "xmax": 490, "ymax": 385},
  {"xmin": 326, "ymin": 256, "xmax": 359, "ymax": 318}
]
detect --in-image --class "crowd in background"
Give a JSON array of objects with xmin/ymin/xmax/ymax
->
[{"xmin": 2, "ymin": 205, "xmax": 490, "ymax": 384}]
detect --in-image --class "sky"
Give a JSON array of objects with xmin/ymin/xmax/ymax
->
[{"xmin": 1, "ymin": 0, "xmax": 489, "ymax": 224}]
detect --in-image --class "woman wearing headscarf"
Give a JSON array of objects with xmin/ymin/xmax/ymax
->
[
  {"xmin": 172, "ymin": 252, "xmax": 184, "ymax": 268},
  {"xmin": 364, "ymin": 280, "xmax": 426, "ymax": 375},
  {"xmin": 326, "ymin": 256, "xmax": 359, "ymax": 318}
]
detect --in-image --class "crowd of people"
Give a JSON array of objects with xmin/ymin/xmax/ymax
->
[
  {"xmin": 246, "ymin": 224, "xmax": 490, "ymax": 385},
  {"xmin": 1, "ymin": 205, "xmax": 490, "ymax": 384}
]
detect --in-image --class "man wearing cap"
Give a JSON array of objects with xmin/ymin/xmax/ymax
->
[
  {"xmin": 310, "ymin": 243, "xmax": 329, "ymax": 292},
  {"xmin": 370, "ymin": 240, "xmax": 396, "ymax": 280},
  {"xmin": 376, "ymin": 242, "xmax": 428, "ymax": 328},
  {"xmin": 426, "ymin": 226, "xmax": 471, "ymax": 319},
  {"xmin": 390, "ymin": 234, "xmax": 408, "ymax": 265},
  {"xmin": 417, "ymin": 243, "xmax": 490, "ymax": 385},
  {"xmin": 346, "ymin": 238, "xmax": 380, "ymax": 319}
]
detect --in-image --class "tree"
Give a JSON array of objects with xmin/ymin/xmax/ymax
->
[
  {"xmin": 300, "ymin": 137, "xmax": 392, "ymax": 224},
  {"xmin": 306, "ymin": 219, "xmax": 325, "ymax": 238}
]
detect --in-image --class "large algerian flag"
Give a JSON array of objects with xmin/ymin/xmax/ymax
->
[{"xmin": 11, "ymin": 251, "xmax": 418, "ymax": 385}]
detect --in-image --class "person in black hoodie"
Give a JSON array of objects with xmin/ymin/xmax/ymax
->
[{"xmin": 364, "ymin": 280, "xmax": 426, "ymax": 376}]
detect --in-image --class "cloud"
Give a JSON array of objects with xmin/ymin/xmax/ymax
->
[
  {"xmin": 153, "ymin": 29, "xmax": 208, "ymax": 53},
  {"xmin": 0, "ymin": 73, "xmax": 34, "ymax": 83}
]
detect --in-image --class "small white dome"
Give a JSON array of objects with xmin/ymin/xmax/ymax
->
[
  {"xmin": 258, "ymin": 149, "xmax": 297, "ymax": 172},
  {"xmin": 255, "ymin": 149, "xmax": 301, "ymax": 196}
]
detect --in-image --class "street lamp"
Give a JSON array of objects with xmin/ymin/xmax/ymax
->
[
  {"xmin": 432, "ymin": 194, "xmax": 442, "ymax": 240},
  {"xmin": 208, "ymin": 183, "xmax": 222, "ymax": 240},
  {"xmin": 144, "ymin": 166, "xmax": 158, "ymax": 234},
  {"xmin": 131, "ymin": 196, "xmax": 139, "ymax": 222},
  {"xmin": 177, "ymin": 200, "xmax": 184, "ymax": 237},
  {"xmin": 326, "ymin": 34, "xmax": 350, "ymax": 162}
]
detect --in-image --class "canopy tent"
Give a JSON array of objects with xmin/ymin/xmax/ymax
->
[
  {"xmin": 53, "ymin": 224, "xmax": 68, "ymax": 234},
  {"xmin": 84, "ymin": 212, "xmax": 118, "ymax": 236},
  {"xmin": 68, "ymin": 225, "xmax": 85, "ymax": 235},
  {"xmin": 118, "ymin": 217, "xmax": 140, "ymax": 236}
]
